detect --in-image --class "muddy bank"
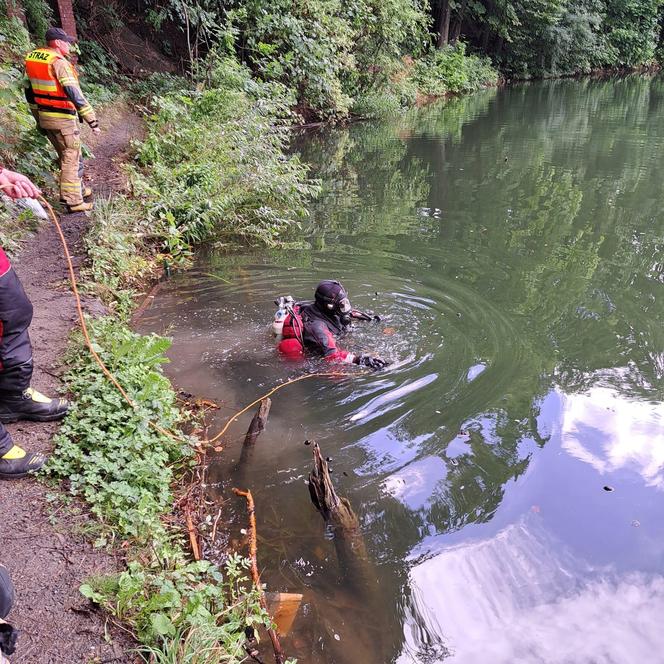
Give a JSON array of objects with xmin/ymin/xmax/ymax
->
[{"xmin": 0, "ymin": 103, "xmax": 143, "ymax": 663}]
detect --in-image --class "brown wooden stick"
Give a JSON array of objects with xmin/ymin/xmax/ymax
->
[
  {"xmin": 233, "ymin": 488, "xmax": 286, "ymax": 664},
  {"xmin": 210, "ymin": 508, "xmax": 223, "ymax": 544},
  {"xmin": 184, "ymin": 503, "xmax": 201, "ymax": 561},
  {"xmin": 244, "ymin": 398, "xmax": 272, "ymax": 446}
]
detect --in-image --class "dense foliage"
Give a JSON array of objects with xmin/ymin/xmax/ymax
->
[
  {"xmin": 433, "ymin": 0, "xmax": 664, "ymax": 78},
  {"xmin": 127, "ymin": 0, "xmax": 663, "ymax": 117},
  {"xmin": 82, "ymin": 556, "xmax": 269, "ymax": 661},
  {"xmin": 0, "ymin": 13, "xmax": 53, "ymax": 179},
  {"xmin": 46, "ymin": 318, "xmax": 187, "ymax": 543},
  {"xmin": 127, "ymin": 0, "xmax": 497, "ymax": 118},
  {"xmin": 130, "ymin": 55, "xmax": 317, "ymax": 249}
]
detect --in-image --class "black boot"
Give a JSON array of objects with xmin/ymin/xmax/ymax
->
[
  {"xmin": 0, "ymin": 388, "xmax": 69, "ymax": 424},
  {"xmin": 0, "ymin": 445, "xmax": 47, "ymax": 479}
]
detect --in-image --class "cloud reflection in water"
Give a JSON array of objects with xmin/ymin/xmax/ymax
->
[
  {"xmin": 398, "ymin": 517, "xmax": 664, "ymax": 663},
  {"xmin": 561, "ymin": 386, "xmax": 664, "ymax": 489}
]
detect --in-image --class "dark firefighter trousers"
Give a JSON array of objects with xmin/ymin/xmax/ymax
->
[{"xmin": 0, "ymin": 268, "xmax": 34, "ymax": 456}]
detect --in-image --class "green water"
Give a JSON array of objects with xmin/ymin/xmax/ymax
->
[{"xmin": 138, "ymin": 75, "xmax": 664, "ymax": 663}]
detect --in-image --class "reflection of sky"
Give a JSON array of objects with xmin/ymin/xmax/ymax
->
[
  {"xmin": 383, "ymin": 456, "xmax": 448, "ymax": 511},
  {"xmin": 561, "ymin": 385, "xmax": 664, "ymax": 489},
  {"xmin": 349, "ymin": 373, "xmax": 439, "ymax": 423},
  {"xmin": 399, "ymin": 516, "xmax": 664, "ymax": 663},
  {"xmin": 390, "ymin": 373, "xmax": 664, "ymax": 662}
]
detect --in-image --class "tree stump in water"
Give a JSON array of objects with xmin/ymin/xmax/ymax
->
[
  {"xmin": 244, "ymin": 397, "xmax": 272, "ymax": 446},
  {"xmin": 237, "ymin": 398, "xmax": 272, "ymax": 472},
  {"xmin": 308, "ymin": 441, "xmax": 372, "ymax": 593}
]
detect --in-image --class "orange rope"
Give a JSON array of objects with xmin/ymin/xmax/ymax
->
[
  {"xmin": 39, "ymin": 196, "xmax": 179, "ymax": 442},
  {"xmin": 206, "ymin": 371, "xmax": 348, "ymax": 444}
]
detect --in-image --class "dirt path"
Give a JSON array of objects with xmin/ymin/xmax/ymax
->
[{"xmin": 0, "ymin": 102, "xmax": 144, "ymax": 663}]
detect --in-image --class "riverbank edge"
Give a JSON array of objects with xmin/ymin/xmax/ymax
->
[{"xmin": 411, "ymin": 61, "xmax": 661, "ymax": 114}]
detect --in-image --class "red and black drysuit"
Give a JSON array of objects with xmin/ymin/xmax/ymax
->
[
  {"xmin": 278, "ymin": 301, "xmax": 358, "ymax": 363},
  {"xmin": 0, "ymin": 248, "xmax": 34, "ymax": 456}
]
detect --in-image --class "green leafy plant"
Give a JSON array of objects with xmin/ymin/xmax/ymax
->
[
  {"xmin": 229, "ymin": 0, "xmax": 430, "ymax": 120},
  {"xmin": 82, "ymin": 556, "xmax": 268, "ymax": 658},
  {"xmin": 19, "ymin": 0, "xmax": 53, "ymax": 40},
  {"xmin": 82, "ymin": 196, "xmax": 156, "ymax": 316},
  {"xmin": 414, "ymin": 42, "xmax": 498, "ymax": 96},
  {"xmin": 45, "ymin": 317, "xmax": 192, "ymax": 545},
  {"xmin": 0, "ymin": 15, "xmax": 55, "ymax": 183},
  {"xmin": 129, "ymin": 53, "xmax": 318, "ymax": 250}
]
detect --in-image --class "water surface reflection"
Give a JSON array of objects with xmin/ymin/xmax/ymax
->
[{"xmin": 138, "ymin": 74, "xmax": 664, "ymax": 663}]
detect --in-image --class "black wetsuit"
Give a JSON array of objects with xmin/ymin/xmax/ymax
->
[{"xmin": 298, "ymin": 301, "xmax": 355, "ymax": 362}]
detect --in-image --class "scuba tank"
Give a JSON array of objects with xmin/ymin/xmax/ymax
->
[{"xmin": 273, "ymin": 295, "xmax": 294, "ymax": 336}]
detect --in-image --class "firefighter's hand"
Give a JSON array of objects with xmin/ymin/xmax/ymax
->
[
  {"xmin": 92, "ymin": 127, "xmax": 101, "ymax": 134},
  {"xmin": 355, "ymin": 354, "xmax": 388, "ymax": 369},
  {"xmin": 0, "ymin": 168, "xmax": 41, "ymax": 199}
]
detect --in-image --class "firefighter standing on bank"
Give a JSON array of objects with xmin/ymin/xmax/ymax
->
[{"xmin": 24, "ymin": 27, "xmax": 100, "ymax": 214}]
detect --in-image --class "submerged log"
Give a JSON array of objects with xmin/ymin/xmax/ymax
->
[
  {"xmin": 244, "ymin": 398, "xmax": 272, "ymax": 446},
  {"xmin": 236, "ymin": 398, "xmax": 272, "ymax": 473},
  {"xmin": 308, "ymin": 441, "xmax": 372, "ymax": 593}
]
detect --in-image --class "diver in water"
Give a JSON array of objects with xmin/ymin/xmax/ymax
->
[{"xmin": 276, "ymin": 280, "xmax": 387, "ymax": 368}]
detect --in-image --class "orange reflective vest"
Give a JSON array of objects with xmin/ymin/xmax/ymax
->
[{"xmin": 24, "ymin": 48, "xmax": 77, "ymax": 117}]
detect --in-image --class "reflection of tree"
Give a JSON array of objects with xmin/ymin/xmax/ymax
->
[
  {"xmin": 292, "ymin": 73, "xmax": 664, "ymax": 566},
  {"xmin": 294, "ymin": 123, "xmax": 433, "ymax": 238}
]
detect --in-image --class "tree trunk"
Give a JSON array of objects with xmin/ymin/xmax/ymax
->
[
  {"xmin": 436, "ymin": 0, "xmax": 451, "ymax": 48},
  {"xmin": 236, "ymin": 398, "xmax": 272, "ymax": 474},
  {"xmin": 307, "ymin": 442, "xmax": 372, "ymax": 593},
  {"xmin": 450, "ymin": 0, "xmax": 468, "ymax": 44},
  {"xmin": 55, "ymin": 0, "xmax": 78, "ymax": 40},
  {"xmin": 244, "ymin": 398, "xmax": 271, "ymax": 446}
]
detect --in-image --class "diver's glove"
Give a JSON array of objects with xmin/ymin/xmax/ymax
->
[{"xmin": 354, "ymin": 354, "xmax": 388, "ymax": 369}]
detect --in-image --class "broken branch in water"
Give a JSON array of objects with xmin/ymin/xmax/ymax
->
[
  {"xmin": 235, "ymin": 398, "xmax": 273, "ymax": 473},
  {"xmin": 244, "ymin": 398, "xmax": 272, "ymax": 446},
  {"xmin": 233, "ymin": 488, "xmax": 287, "ymax": 664},
  {"xmin": 308, "ymin": 441, "xmax": 372, "ymax": 593}
]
